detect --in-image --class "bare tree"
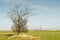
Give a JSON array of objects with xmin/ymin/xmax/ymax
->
[
  {"xmin": 8, "ymin": 5, "xmax": 32, "ymax": 34},
  {"xmin": 40, "ymin": 26, "xmax": 42, "ymax": 31}
]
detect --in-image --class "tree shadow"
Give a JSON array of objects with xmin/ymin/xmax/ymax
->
[
  {"xmin": 0, "ymin": 34, "xmax": 15, "ymax": 38},
  {"xmin": 4, "ymin": 34, "xmax": 14, "ymax": 37}
]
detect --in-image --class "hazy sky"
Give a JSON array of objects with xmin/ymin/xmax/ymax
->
[{"xmin": 0, "ymin": 0, "xmax": 60, "ymax": 30}]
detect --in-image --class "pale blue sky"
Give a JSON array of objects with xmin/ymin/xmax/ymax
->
[{"xmin": 0, "ymin": 0, "xmax": 60, "ymax": 30}]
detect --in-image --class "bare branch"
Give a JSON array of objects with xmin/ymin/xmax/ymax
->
[{"xmin": 8, "ymin": 4, "xmax": 32, "ymax": 34}]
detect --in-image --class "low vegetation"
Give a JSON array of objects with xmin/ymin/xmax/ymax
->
[{"xmin": 0, "ymin": 30, "xmax": 60, "ymax": 40}]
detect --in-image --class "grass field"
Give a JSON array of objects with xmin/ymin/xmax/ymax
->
[{"xmin": 0, "ymin": 30, "xmax": 60, "ymax": 40}]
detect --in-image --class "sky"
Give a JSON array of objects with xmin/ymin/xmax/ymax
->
[{"xmin": 0, "ymin": 0, "xmax": 60, "ymax": 30}]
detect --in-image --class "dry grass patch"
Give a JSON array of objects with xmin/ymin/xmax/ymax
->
[{"xmin": 8, "ymin": 33, "xmax": 41, "ymax": 40}]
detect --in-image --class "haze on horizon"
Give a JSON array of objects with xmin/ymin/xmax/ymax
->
[{"xmin": 0, "ymin": 0, "xmax": 60, "ymax": 30}]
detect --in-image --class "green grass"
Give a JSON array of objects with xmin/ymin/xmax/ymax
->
[
  {"xmin": 27, "ymin": 30, "xmax": 60, "ymax": 40},
  {"xmin": 0, "ymin": 30, "xmax": 60, "ymax": 40}
]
